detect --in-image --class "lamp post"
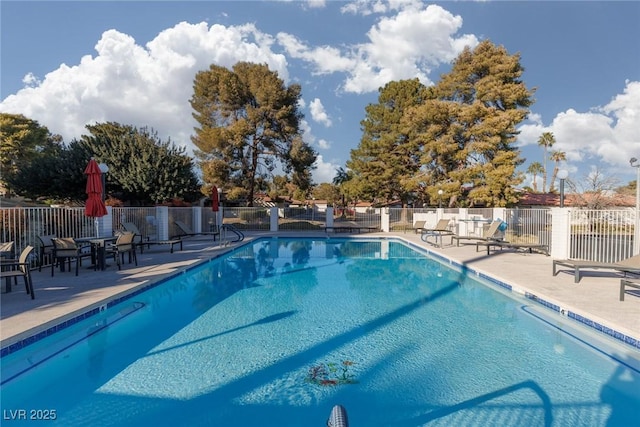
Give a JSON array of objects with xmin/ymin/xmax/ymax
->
[
  {"xmin": 557, "ymin": 169, "xmax": 568, "ymax": 208},
  {"xmin": 98, "ymin": 163, "xmax": 109, "ymax": 202},
  {"xmin": 630, "ymin": 158, "xmax": 640, "ymax": 254},
  {"xmin": 438, "ymin": 189, "xmax": 444, "ymax": 208}
]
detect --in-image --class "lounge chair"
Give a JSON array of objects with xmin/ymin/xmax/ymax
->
[
  {"xmin": 173, "ymin": 220, "xmax": 220, "ymax": 241},
  {"xmin": 420, "ymin": 219, "xmax": 455, "ymax": 247},
  {"xmin": 0, "ymin": 245, "xmax": 36, "ymax": 299},
  {"xmin": 552, "ymin": 254, "xmax": 640, "ymax": 283},
  {"xmin": 619, "ymin": 278, "xmax": 640, "ymax": 301},
  {"xmin": 412, "ymin": 220, "xmax": 427, "ymax": 233},
  {"xmin": 122, "ymin": 222, "xmax": 183, "ymax": 253},
  {"xmin": 479, "ymin": 240, "xmax": 549, "ymax": 256},
  {"xmin": 451, "ymin": 220, "xmax": 503, "ymax": 247}
]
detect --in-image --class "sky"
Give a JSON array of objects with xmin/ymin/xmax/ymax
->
[{"xmin": 1, "ymin": 0, "xmax": 639, "ymax": 189}]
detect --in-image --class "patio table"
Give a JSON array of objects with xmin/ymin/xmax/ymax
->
[{"xmin": 75, "ymin": 236, "xmax": 117, "ymax": 271}]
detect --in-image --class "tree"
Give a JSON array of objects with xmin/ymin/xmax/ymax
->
[
  {"xmin": 537, "ymin": 131, "xmax": 555, "ymax": 193},
  {"xmin": 333, "ymin": 167, "xmax": 353, "ymax": 217},
  {"xmin": 347, "ymin": 79, "xmax": 427, "ymax": 206},
  {"xmin": 312, "ymin": 182, "xmax": 341, "ymax": 206},
  {"xmin": 0, "ymin": 113, "xmax": 60, "ymax": 196},
  {"xmin": 406, "ymin": 40, "xmax": 533, "ymax": 207},
  {"xmin": 548, "ymin": 150, "xmax": 567, "ymax": 192},
  {"xmin": 566, "ymin": 167, "xmax": 620, "ymax": 209},
  {"xmin": 526, "ymin": 162, "xmax": 544, "ymax": 192},
  {"xmin": 190, "ymin": 62, "xmax": 316, "ymax": 206},
  {"xmin": 81, "ymin": 122, "xmax": 201, "ymax": 205},
  {"xmin": 8, "ymin": 140, "xmax": 92, "ymax": 202}
]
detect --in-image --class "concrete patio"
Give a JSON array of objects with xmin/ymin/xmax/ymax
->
[{"xmin": 2, "ymin": 232, "xmax": 639, "ymax": 352}]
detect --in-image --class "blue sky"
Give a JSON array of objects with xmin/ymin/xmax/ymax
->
[{"xmin": 2, "ymin": 0, "xmax": 639, "ymax": 189}]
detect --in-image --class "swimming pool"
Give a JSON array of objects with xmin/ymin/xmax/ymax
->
[{"xmin": 1, "ymin": 237, "xmax": 639, "ymax": 426}]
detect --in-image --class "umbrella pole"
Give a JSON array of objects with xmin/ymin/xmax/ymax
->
[{"xmin": 95, "ymin": 218, "xmax": 100, "ymax": 238}]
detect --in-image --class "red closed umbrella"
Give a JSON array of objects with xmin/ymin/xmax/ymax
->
[
  {"xmin": 85, "ymin": 158, "xmax": 108, "ymax": 236},
  {"xmin": 211, "ymin": 185, "xmax": 219, "ymax": 212}
]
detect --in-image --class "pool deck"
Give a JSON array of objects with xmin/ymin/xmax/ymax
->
[{"xmin": 2, "ymin": 231, "xmax": 640, "ymax": 352}]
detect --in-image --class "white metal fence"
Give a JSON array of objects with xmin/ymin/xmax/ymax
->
[
  {"xmin": 568, "ymin": 209, "xmax": 635, "ymax": 263},
  {"xmin": 2, "ymin": 205, "xmax": 638, "ymax": 268}
]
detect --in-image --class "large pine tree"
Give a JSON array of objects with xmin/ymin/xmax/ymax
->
[
  {"xmin": 190, "ymin": 62, "xmax": 316, "ymax": 206},
  {"xmin": 347, "ymin": 79, "xmax": 427, "ymax": 206},
  {"xmin": 413, "ymin": 40, "xmax": 533, "ymax": 207},
  {"xmin": 347, "ymin": 40, "xmax": 534, "ymax": 208}
]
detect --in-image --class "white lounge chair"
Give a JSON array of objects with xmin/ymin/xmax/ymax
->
[
  {"xmin": 553, "ymin": 254, "xmax": 640, "ymax": 283},
  {"xmin": 420, "ymin": 219, "xmax": 455, "ymax": 247},
  {"xmin": 451, "ymin": 220, "xmax": 503, "ymax": 247}
]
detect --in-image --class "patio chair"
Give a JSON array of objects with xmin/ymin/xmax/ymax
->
[
  {"xmin": 552, "ymin": 254, "xmax": 640, "ymax": 283},
  {"xmin": 451, "ymin": 219, "xmax": 503, "ymax": 247},
  {"xmin": 412, "ymin": 220, "xmax": 427, "ymax": 233},
  {"xmin": 0, "ymin": 245, "xmax": 36, "ymax": 299},
  {"xmin": 51, "ymin": 238, "xmax": 92, "ymax": 276},
  {"xmin": 173, "ymin": 220, "xmax": 219, "ymax": 241},
  {"xmin": 106, "ymin": 232, "xmax": 138, "ymax": 270},
  {"xmin": 0, "ymin": 241, "xmax": 15, "ymax": 259},
  {"xmin": 37, "ymin": 235, "xmax": 56, "ymax": 271},
  {"xmin": 420, "ymin": 219, "xmax": 455, "ymax": 247}
]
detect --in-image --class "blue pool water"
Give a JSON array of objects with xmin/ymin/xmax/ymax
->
[{"xmin": 1, "ymin": 238, "xmax": 639, "ymax": 426}]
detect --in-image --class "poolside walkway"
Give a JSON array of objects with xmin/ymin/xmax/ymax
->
[{"xmin": 2, "ymin": 232, "xmax": 639, "ymax": 350}]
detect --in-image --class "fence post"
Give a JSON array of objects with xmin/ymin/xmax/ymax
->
[
  {"xmin": 192, "ymin": 207, "xmax": 203, "ymax": 233},
  {"xmin": 99, "ymin": 206, "xmax": 113, "ymax": 237},
  {"xmin": 457, "ymin": 208, "xmax": 469, "ymax": 236},
  {"xmin": 551, "ymin": 207, "xmax": 571, "ymax": 259},
  {"xmin": 381, "ymin": 207, "xmax": 390, "ymax": 232},
  {"xmin": 156, "ymin": 206, "xmax": 169, "ymax": 240},
  {"xmin": 270, "ymin": 207, "xmax": 279, "ymax": 232},
  {"xmin": 326, "ymin": 207, "xmax": 334, "ymax": 229}
]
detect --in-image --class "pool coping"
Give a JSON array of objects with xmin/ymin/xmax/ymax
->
[
  {"xmin": 2, "ymin": 235, "xmax": 639, "ymax": 359},
  {"xmin": 0, "ymin": 246, "xmax": 237, "ymax": 358},
  {"xmin": 397, "ymin": 236, "xmax": 640, "ymax": 352}
]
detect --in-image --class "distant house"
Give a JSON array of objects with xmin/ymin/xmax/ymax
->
[
  {"xmin": 517, "ymin": 192, "xmax": 636, "ymax": 208},
  {"xmin": 354, "ymin": 201, "xmax": 374, "ymax": 214}
]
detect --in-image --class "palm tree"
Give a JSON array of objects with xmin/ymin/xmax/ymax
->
[
  {"xmin": 537, "ymin": 132, "xmax": 556, "ymax": 193},
  {"xmin": 333, "ymin": 167, "xmax": 352, "ymax": 218},
  {"xmin": 526, "ymin": 162, "xmax": 544, "ymax": 192},
  {"xmin": 548, "ymin": 150, "xmax": 567, "ymax": 192}
]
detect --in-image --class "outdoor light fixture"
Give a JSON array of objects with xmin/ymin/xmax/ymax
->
[
  {"xmin": 631, "ymin": 158, "xmax": 640, "ymax": 254},
  {"xmin": 438, "ymin": 189, "xmax": 444, "ymax": 209},
  {"xmin": 99, "ymin": 163, "xmax": 109, "ymax": 202},
  {"xmin": 557, "ymin": 169, "xmax": 569, "ymax": 208}
]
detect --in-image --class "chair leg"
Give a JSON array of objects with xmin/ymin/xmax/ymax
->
[{"xmin": 27, "ymin": 272, "xmax": 35, "ymax": 299}]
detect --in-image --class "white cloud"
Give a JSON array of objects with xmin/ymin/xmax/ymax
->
[
  {"xmin": 309, "ymin": 98, "xmax": 332, "ymax": 127},
  {"xmin": 279, "ymin": 3, "xmax": 478, "ymax": 94},
  {"xmin": 517, "ymin": 80, "xmax": 640, "ymax": 168},
  {"xmin": 276, "ymin": 33, "xmax": 355, "ymax": 74},
  {"xmin": 317, "ymin": 139, "xmax": 331, "ymax": 150},
  {"xmin": 312, "ymin": 154, "xmax": 339, "ymax": 183},
  {"xmin": 306, "ymin": 0, "xmax": 326, "ymax": 9},
  {"xmin": 0, "ymin": 22, "xmax": 290, "ymax": 148},
  {"xmin": 341, "ymin": 0, "xmax": 422, "ymax": 16}
]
